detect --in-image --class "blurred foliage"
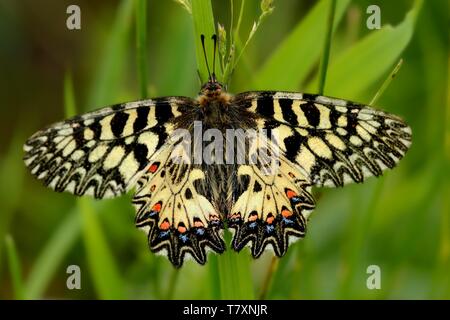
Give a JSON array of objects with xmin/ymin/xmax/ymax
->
[{"xmin": 0, "ymin": 0, "xmax": 448, "ymax": 299}]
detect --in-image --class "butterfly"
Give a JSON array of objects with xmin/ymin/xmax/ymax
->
[{"xmin": 23, "ymin": 36, "xmax": 412, "ymax": 267}]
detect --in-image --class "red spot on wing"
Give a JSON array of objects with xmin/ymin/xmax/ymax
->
[
  {"xmin": 149, "ymin": 163, "xmax": 159, "ymax": 173},
  {"xmin": 282, "ymin": 209, "xmax": 292, "ymax": 218},
  {"xmin": 160, "ymin": 219, "xmax": 170, "ymax": 230},
  {"xmin": 285, "ymin": 189, "xmax": 297, "ymax": 199},
  {"xmin": 152, "ymin": 202, "xmax": 162, "ymax": 212},
  {"xmin": 266, "ymin": 213, "xmax": 274, "ymax": 224}
]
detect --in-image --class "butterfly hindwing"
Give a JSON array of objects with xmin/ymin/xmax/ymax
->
[
  {"xmin": 235, "ymin": 91, "xmax": 412, "ymax": 187},
  {"xmin": 133, "ymin": 142, "xmax": 225, "ymax": 267},
  {"xmin": 228, "ymin": 135, "xmax": 315, "ymax": 258},
  {"xmin": 23, "ymin": 97, "xmax": 193, "ymax": 198}
]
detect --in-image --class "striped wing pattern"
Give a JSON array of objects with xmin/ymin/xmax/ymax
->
[
  {"xmin": 23, "ymin": 97, "xmax": 193, "ymax": 198},
  {"xmin": 235, "ymin": 91, "xmax": 412, "ymax": 187},
  {"xmin": 133, "ymin": 143, "xmax": 225, "ymax": 267},
  {"xmin": 228, "ymin": 150, "xmax": 315, "ymax": 258}
]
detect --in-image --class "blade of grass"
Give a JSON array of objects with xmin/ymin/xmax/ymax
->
[
  {"xmin": 24, "ymin": 77, "xmax": 81, "ymax": 299},
  {"xmin": 64, "ymin": 72, "xmax": 77, "ymax": 117},
  {"xmin": 66, "ymin": 72, "xmax": 124, "ymax": 299},
  {"xmin": 369, "ymin": 59, "xmax": 403, "ymax": 105},
  {"xmin": 317, "ymin": 0, "xmax": 336, "ymax": 95},
  {"xmin": 306, "ymin": 0, "xmax": 423, "ymax": 99},
  {"xmin": 25, "ymin": 207, "xmax": 81, "ymax": 299},
  {"xmin": 136, "ymin": 0, "xmax": 148, "ymax": 98},
  {"xmin": 208, "ymin": 254, "xmax": 221, "ymax": 299},
  {"xmin": 253, "ymin": 0, "xmax": 350, "ymax": 90},
  {"xmin": 217, "ymin": 231, "xmax": 255, "ymax": 299},
  {"xmin": 5, "ymin": 235, "xmax": 25, "ymax": 300},
  {"xmin": 191, "ymin": 0, "xmax": 217, "ymax": 82},
  {"xmin": 0, "ymin": 133, "xmax": 25, "ymax": 276},
  {"xmin": 79, "ymin": 198, "xmax": 124, "ymax": 299},
  {"xmin": 259, "ymin": 256, "xmax": 279, "ymax": 299},
  {"xmin": 191, "ymin": 1, "xmax": 254, "ymax": 299},
  {"xmin": 87, "ymin": 0, "xmax": 134, "ymax": 108}
]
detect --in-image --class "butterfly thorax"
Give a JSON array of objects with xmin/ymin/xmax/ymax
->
[{"xmin": 174, "ymin": 79, "xmax": 257, "ymax": 131}]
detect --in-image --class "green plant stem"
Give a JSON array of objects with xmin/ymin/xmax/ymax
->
[
  {"xmin": 165, "ymin": 268, "xmax": 179, "ymax": 299},
  {"xmin": 217, "ymin": 231, "xmax": 255, "ymax": 299},
  {"xmin": 191, "ymin": 0, "xmax": 254, "ymax": 299},
  {"xmin": 79, "ymin": 198, "xmax": 124, "ymax": 299},
  {"xmin": 136, "ymin": 0, "xmax": 148, "ymax": 98},
  {"xmin": 259, "ymin": 256, "xmax": 279, "ymax": 299},
  {"xmin": 64, "ymin": 72, "xmax": 77, "ymax": 117},
  {"xmin": 5, "ymin": 235, "xmax": 25, "ymax": 300},
  {"xmin": 234, "ymin": 0, "xmax": 245, "ymax": 42},
  {"xmin": 318, "ymin": 0, "xmax": 336, "ymax": 95},
  {"xmin": 25, "ymin": 208, "xmax": 81, "ymax": 299},
  {"xmin": 370, "ymin": 59, "xmax": 403, "ymax": 105}
]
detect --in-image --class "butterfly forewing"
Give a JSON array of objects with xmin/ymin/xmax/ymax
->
[
  {"xmin": 23, "ymin": 97, "xmax": 194, "ymax": 199},
  {"xmin": 235, "ymin": 91, "xmax": 412, "ymax": 188}
]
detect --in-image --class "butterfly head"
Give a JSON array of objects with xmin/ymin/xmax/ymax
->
[{"xmin": 200, "ymin": 76, "xmax": 224, "ymax": 98}]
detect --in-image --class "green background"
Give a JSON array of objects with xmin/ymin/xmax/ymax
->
[{"xmin": 0, "ymin": 0, "xmax": 448, "ymax": 299}]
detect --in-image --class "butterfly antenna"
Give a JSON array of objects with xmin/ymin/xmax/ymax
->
[
  {"xmin": 200, "ymin": 34, "xmax": 212, "ymax": 81},
  {"xmin": 211, "ymin": 34, "xmax": 217, "ymax": 82}
]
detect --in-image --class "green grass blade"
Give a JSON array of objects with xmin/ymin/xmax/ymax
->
[
  {"xmin": 67, "ymin": 69, "xmax": 124, "ymax": 299},
  {"xmin": 87, "ymin": 0, "xmax": 134, "ymax": 108},
  {"xmin": 5, "ymin": 235, "xmax": 25, "ymax": 300},
  {"xmin": 0, "ymin": 133, "xmax": 25, "ymax": 275},
  {"xmin": 208, "ymin": 255, "xmax": 221, "ymax": 299},
  {"xmin": 191, "ymin": 0, "xmax": 217, "ymax": 82},
  {"xmin": 25, "ymin": 208, "xmax": 81, "ymax": 299},
  {"xmin": 136, "ymin": 0, "xmax": 148, "ymax": 98},
  {"xmin": 369, "ymin": 59, "xmax": 403, "ymax": 105},
  {"xmin": 79, "ymin": 198, "xmax": 124, "ymax": 299},
  {"xmin": 64, "ymin": 72, "xmax": 77, "ymax": 117},
  {"xmin": 253, "ymin": 0, "xmax": 350, "ymax": 90},
  {"xmin": 216, "ymin": 231, "xmax": 255, "ymax": 299},
  {"xmin": 306, "ymin": 0, "xmax": 423, "ymax": 100},
  {"xmin": 317, "ymin": 0, "xmax": 337, "ymax": 94}
]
